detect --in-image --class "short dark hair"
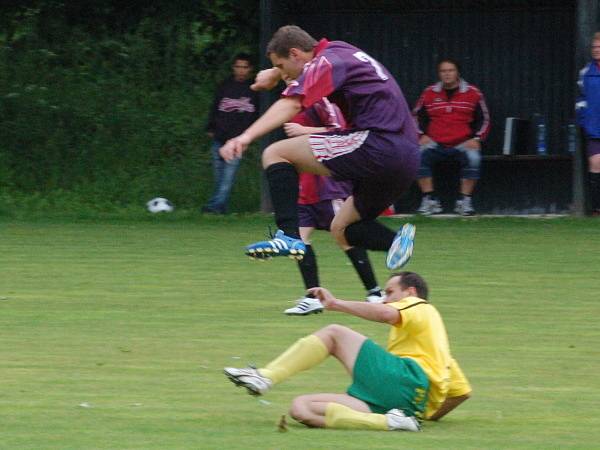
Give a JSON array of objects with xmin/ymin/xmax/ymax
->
[
  {"xmin": 437, "ymin": 58, "xmax": 461, "ymax": 73},
  {"xmin": 233, "ymin": 53, "xmax": 253, "ymax": 66},
  {"xmin": 266, "ymin": 25, "xmax": 317, "ymax": 57},
  {"xmin": 391, "ymin": 271, "xmax": 429, "ymax": 300}
]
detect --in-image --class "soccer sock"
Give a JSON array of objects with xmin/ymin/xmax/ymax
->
[
  {"xmin": 590, "ymin": 172, "xmax": 600, "ymax": 211},
  {"xmin": 324, "ymin": 403, "xmax": 388, "ymax": 431},
  {"xmin": 297, "ymin": 244, "xmax": 319, "ymax": 290},
  {"xmin": 345, "ymin": 247, "xmax": 379, "ymax": 292},
  {"xmin": 265, "ymin": 162, "xmax": 300, "ymax": 238},
  {"xmin": 344, "ymin": 220, "xmax": 396, "ymax": 251},
  {"xmin": 423, "ymin": 191, "xmax": 436, "ymax": 199},
  {"xmin": 259, "ymin": 334, "xmax": 329, "ymax": 385}
]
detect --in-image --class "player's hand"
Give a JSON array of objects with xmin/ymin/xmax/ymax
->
[
  {"xmin": 419, "ymin": 134, "xmax": 433, "ymax": 146},
  {"xmin": 283, "ymin": 122, "xmax": 307, "ymax": 137},
  {"xmin": 251, "ymin": 68, "xmax": 282, "ymax": 91},
  {"xmin": 219, "ymin": 134, "xmax": 251, "ymax": 161},
  {"xmin": 461, "ymin": 138, "xmax": 481, "ymax": 150},
  {"xmin": 307, "ymin": 287, "xmax": 338, "ymax": 309}
]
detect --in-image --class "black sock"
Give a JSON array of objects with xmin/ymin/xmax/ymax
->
[
  {"xmin": 265, "ymin": 162, "xmax": 300, "ymax": 238},
  {"xmin": 344, "ymin": 220, "xmax": 396, "ymax": 251},
  {"xmin": 345, "ymin": 246, "xmax": 379, "ymax": 292},
  {"xmin": 297, "ymin": 244, "xmax": 319, "ymax": 290},
  {"xmin": 590, "ymin": 173, "xmax": 600, "ymax": 211},
  {"xmin": 423, "ymin": 191, "xmax": 436, "ymax": 199}
]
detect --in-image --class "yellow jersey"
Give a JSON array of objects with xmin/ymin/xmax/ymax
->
[{"xmin": 386, "ymin": 296, "xmax": 471, "ymax": 418}]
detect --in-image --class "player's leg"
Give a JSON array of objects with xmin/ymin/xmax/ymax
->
[
  {"xmin": 245, "ymin": 135, "xmax": 329, "ymax": 259},
  {"xmin": 288, "ymin": 393, "xmax": 419, "ymax": 431},
  {"xmin": 588, "ymin": 149, "xmax": 600, "ymax": 215},
  {"xmin": 285, "ymin": 224, "xmax": 324, "ymax": 315},
  {"xmin": 224, "ymin": 325, "xmax": 366, "ymax": 395}
]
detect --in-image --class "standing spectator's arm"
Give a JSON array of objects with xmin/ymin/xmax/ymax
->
[{"xmin": 470, "ymin": 93, "xmax": 491, "ymax": 141}]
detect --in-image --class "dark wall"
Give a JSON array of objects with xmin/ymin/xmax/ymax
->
[{"xmin": 267, "ymin": 0, "xmax": 576, "ymax": 155}]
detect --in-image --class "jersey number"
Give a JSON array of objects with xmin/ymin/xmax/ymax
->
[{"xmin": 353, "ymin": 51, "xmax": 389, "ymax": 80}]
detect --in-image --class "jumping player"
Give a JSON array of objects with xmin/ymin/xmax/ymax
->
[{"xmin": 219, "ymin": 25, "xmax": 418, "ymax": 271}]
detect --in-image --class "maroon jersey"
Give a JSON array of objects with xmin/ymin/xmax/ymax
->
[{"xmin": 283, "ymin": 38, "xmax": 417, "ymax": 141}]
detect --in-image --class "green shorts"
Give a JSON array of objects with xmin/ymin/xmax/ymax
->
[{"xmin": 347, "ymin": 339, "xmax": 429, "ymax": 416}]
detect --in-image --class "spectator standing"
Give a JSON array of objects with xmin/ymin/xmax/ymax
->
[
  {"xmin": 202, "ymin": 53, "xmax": 259, "ymax": 214},
  {"xmin": 413, "ymin": 59, "xmax": 490, "ymax": 216},
  {"xmin": 576, "ymin": 32, "xmax": 600, "ymax": 216}
]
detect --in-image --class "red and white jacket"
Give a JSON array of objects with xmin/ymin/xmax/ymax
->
[{"xmin": 413, "ymin": 79, "xmax": 490, "ymax": 147}]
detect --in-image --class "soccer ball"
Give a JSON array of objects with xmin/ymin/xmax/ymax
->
[{"xmin": 146, "ymin": 197, "xmax": 174, "ymax": 213}]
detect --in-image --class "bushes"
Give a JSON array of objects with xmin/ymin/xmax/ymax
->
[{"xmin": 0, "ymin": 1, "xmax": 261, "ymax": 215}]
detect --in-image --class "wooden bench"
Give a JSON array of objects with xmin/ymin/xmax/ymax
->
[{"xmin": 394, "ymin": 154, "xmax": 573, "ymax": 215}]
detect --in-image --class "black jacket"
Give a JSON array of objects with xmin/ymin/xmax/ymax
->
[{"xmin": 206, "ymin": 77, "xmax": 259, "ymax": 142}]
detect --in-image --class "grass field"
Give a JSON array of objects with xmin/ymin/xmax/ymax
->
[{"xmin": 1, "ymin": 215, "xmax": 600, "ymax": 449}]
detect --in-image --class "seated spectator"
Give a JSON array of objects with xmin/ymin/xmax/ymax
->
[{"xmin": 413, "ymin": 59, "xmax": 490, "ymax": 216}]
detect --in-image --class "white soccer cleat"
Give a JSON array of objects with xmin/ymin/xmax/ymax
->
[
  {"xmin": 385, "ymin": 409, "xmax": 421, "ymax": 432},
  {"xmin": 223, "ymin": 366, "xmax": 272, "ymax": 396},
  {"xmin": 284, "ymin": 297, "xmax": 324, "ymax": 315},
  {"xmin": 365, "ymin": 293, "xmax": 386, "ymax": 303}
]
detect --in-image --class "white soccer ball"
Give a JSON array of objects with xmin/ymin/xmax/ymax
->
[{"xmin": 146, "ymin": 197, "xmax": 174, "ymax": 213}]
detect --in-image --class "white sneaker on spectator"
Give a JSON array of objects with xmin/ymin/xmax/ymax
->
[
  {"xmin": 417, "ymin": 196, "xmax": 442, "ymax": 215},
  {"xmin": 284, "ymin": 297, "xmax": 324, "ymax": 315},
  {"xmin": 454, "ymin": 196, "xmax": 475, "ymax": 216},
  {"xmin": 385, "ymin": 409, "xmax": 421, "ymax": 432}
]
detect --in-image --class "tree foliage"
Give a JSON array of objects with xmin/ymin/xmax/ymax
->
[{"xmin": 0, "ymin": 0, "xmax": 261, "ymax": 214}]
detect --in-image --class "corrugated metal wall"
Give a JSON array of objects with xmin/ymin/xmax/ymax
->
[{"xmin": 271, "ymin": 0, "xmax": 576, "ymax": 154}]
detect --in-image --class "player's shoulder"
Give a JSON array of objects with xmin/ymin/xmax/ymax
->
[{"xmin": 388, "ymin": 296, "xmax": 428, "ymax": 311}]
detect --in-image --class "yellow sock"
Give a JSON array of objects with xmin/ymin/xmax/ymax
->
[
  {"xmin": 259, "ymin": 334, "xmax": 328, "ymax": 384},
  {"xmin": 325, "ymin": 403, "xmax": 388, "ymax": 431}
]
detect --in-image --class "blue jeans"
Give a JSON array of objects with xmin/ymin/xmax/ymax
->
[
  {"xmin": 418, "ymin": 142, "xmax": 481, "ymax": 180},
  {"xmin": 203, "ymin": 140, "xmax": 241, "ymax": 213}
]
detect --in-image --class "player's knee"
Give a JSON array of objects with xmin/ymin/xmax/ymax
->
[
  {"xmin": 329, "ymin": 221, "xmax": 347, "ymax": 247},
  {"xmin": 289, "ymin": 396, "xmax": 313, "ymax": 424},
  {"xmin": 321, "ymin": 323, "xmax": 350, "ymax": 339},
  {"xmin": 261, "ymin": 144, "xmax": 286, "ymax": 168}
]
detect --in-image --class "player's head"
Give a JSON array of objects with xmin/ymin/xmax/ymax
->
[
  {"xmin": 266, "ymin": 25, "xmax": 317, "ymax": 79},
  {"xmin": 232, "ymin": 53, "xmax": 253, "ymax": 82},
  {"xmin": 384, "ymin": 271, "xmax": 429, "ymax": 302},
  {"xmin": 437, "ymin": 58, "xmax": 461, "ymax": 86},
  {"xmin": 592, "ymin": 32, "xmax": 600, "ymax": 61}
]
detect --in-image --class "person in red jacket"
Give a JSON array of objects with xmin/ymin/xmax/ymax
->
[{"xmin": 413, "ymin": 59, "xmax": 490, "ymax": 216}]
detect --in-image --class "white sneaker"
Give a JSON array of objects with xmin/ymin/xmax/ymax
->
[
  {"xmin": 385, "ymin": 409, "xmax": 421, "ymax": 432},
  {"xmin": 223, "ymin": 366, "xmax": 272, "ymax": 396},
  {"xmin": 454, "ymin": 197, "xmax": 475, "ymax": 216},
  {"xmin": 417, "ymin": 196, "xmax": 442, "ymax": 215},
  {"xmin": 366, "ymin": 293, "xmax": 386, "ymax": 303},
  {"xmin": 284, "ymin": 297, "xmax": 324, "ymax": 315}
]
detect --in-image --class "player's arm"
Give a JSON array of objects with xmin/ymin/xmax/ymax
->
[
  {"xmin": 220, "ymin": 97, "xmax": 302, "ymax": 161},
  {"xmin": 283, "ymin": 123, "xmax": 328, "ymax": 137},
  {"xmin": 427, "ymin": 394, "xmax": 471, "ymax": 421},
  {"xmin": 308, "ymin": 287, "xmax": 400, "ymax": 325}
]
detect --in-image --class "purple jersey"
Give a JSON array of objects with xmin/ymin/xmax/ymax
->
[{"xmin": 283, "ymin": 39, "xmax": 417, "ymax": 141}]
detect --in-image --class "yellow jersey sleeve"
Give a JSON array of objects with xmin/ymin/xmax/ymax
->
[{"xmin": 447, "ymin": 358, "xmax": 472, "ymax": 397}]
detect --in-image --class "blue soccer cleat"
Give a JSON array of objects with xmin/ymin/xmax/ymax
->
[
  {"xmin": 386, "ymin": 223, "xmax": 416, "ymax": 270},
  {"xmin": 245, "ymin": 229, "xmax": 306, "ymax": 261}
]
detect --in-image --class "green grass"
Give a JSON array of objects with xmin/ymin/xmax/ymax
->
[{"xmin": 1, "ymin": 215, "xmax": 600, "ymax": 449}]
